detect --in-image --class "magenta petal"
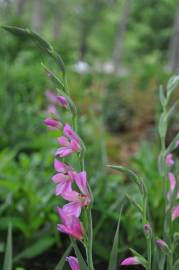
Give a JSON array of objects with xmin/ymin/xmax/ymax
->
[
  {"xmin": 44, "ymin": 118, "xmax": 59, "ymax": 128},
  {"xmin": 56, "ymin": 96, "xmax": 68, "ymax": 108},
  {"xmin": 66, "ymin": 256, "xmax": 79, "ymax": 270},
  {"xmin": 172, "ymin": 205, "xmax": 179, "ymax": 220},
  {"xmin": 120, "ymin": 257, "xmax": 139, "ymax": 266},
  {"xmin": 63, "ymin": 202, "xmax": 81, "ymax": 217},
  {"xmin": 70, "ymin": 139, "xmax": 81, "ymax": 151},
  {"xmin": 64, "ymin": 124, "xmax": 79, "ymax": 141},
  {"xmin": 54, "ymin": 159, "xmax": 67, "ymax": 173}
]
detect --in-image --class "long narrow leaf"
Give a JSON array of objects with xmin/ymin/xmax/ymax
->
[
  {"xmin": 54, "ymin": 243, "xmax": 73, "ymax": 270},
  {"xmin": 107, "ymin": 208, "xmax": 122, "ymax": 270},
  {"xmin": 3, "ymin": 223, "xmax": 12, "ymax": 270},
  {"xmin": 71, "ymin": 239, "xmax": 88, "ymax": 270}
]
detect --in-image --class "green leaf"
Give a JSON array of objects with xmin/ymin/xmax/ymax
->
[
  {"xmin": 167, "ymin": 75, "xmax": 179, "ymax": 97},
  {"xmin": 107, "ymin": 208, "xmax": 122, "ymax": 270},
  {"xmin": 2, "ymin": 26, "xmax": 65, "ymax": 74},
  {"xmin": 174, "ymin": 259, "xmax": 179, "ymax": 269},
  {"xmin": 13, "ymin": 237, "xmax": 55, "ymax": 262},
  {"xmin": 107, "ymin": 165, "xmax": 146, "ymax": 194},
  {"xmin": 3, "ymin": 224, "xmax": 12, "ymax": 270},
  {"xmin": 71, "ymin": 239, "xmax": 88, "ymax": 270},
  {"xmin": 159, "ymin": 85, "xmax": 166, "ymax": 107},
  {"xmin": 54, "ymin": 243, "xmax": 73, "ymax": 270},
  {"xmin": 125, "ymin": 193, "xmax": 143, "ymax": 214},
  {"xmin": 166, "ymin": 132, "xmax": 179, "ymax": 154}
]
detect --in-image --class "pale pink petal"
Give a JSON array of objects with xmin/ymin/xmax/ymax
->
[
  {"xmin": 58, "ymin": 136, "xmax": 70, "ymax": 147},
  {"xmin": 172, "ymin": 205, "xmax": 179, "ymax": 220},
  {"xmin": 66, "ymin": 256, "xmax": 79, "ymax": 270},
  {"xmin": 120, "ymin": 257, "xmax": 139, "ymax": 266},
  {"xmin": 55, "ymin": 147, "xmax": 74, "ymax": 157},
  {"xmin": 45, "ymin": 90, "xmax": 57, "ymax": 103},
  {"xmin": 63, "ymin": 202, "xmax": 81, "ymax": 217},
  {"xmin": 56, "ymin": 181, "xmax": 72, "ymax": 196},
  {"xmin": 47, "ymin": 104, "xmax": 58, "ymax": 116},
  {"xmin": 61, "ymin": 190, "xmax": 80, "ymax": 202},
  {"xmin": 74, "ymin": 171, "xmax": 88, "ymax": 194},
  {"xmin": 176, "ymin": 140, "xmax": 179, "ymax": 147},
  {"xmin": 166, "ymin": 153, "xmax": 174, "ymax": 166},
  {"xmin": 156, "ymin": 239, "xmax": 168, "ymax": 249},
  {"xmin": 52, "ymin": 173, "xmax": 67, "ymax": 184},
  {"xmin": 168, "ymin": 172, "xmax": 176, "ymax": 191}
]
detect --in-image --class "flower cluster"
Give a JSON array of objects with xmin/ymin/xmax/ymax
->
[{"xmin": 44, "ymin": 90, "xmax": 91, "ymax": 269}]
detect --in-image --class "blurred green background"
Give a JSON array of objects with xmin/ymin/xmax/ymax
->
[{"xmin": 0, "ymin": 0, "xmax": 179, "ymax": 269}]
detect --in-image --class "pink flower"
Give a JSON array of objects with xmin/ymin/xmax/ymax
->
[
  {"xmin": 54, "ymin": 159, "xmax": 73, "ymax": 173},
  {"xmin": 45, "ymin": 90, "xmax": 68, "ymax": 108},
  {"xmin": 156, "ymin": 239, "xmax": 168, "ymax": 249},
  {"xmin": 55, "ymin": 125, "xmax": 81, "ymax": 157},
  {"xmin": 47, "ymin": 104, "xmax": 58, "ymax": 116},
  {"xmin": 172, "ymin": 205, "xmax": 179, "ymax": 220},
  {"xmin": 167, "ymin": 173, "xmax": 179, "ymax": 199},
  {"xmin": 66, "ymin": 256, "xmax": 79, "ymax": 270},
  {"xmin": 57, "ymin": 207, "xmax": 84, "ymax": 240},
  {"xmin": 45, "ymin": 90, "xmax": 57, "ymax": 103},
  {"xmin": 120, "ymin": 256, "xmax": 139, "ymax": 266},
  {"xmin": 52, "ymin": 172, "xmax": 73, "ymax": 196},
  {"xmin": 64, "ymin": 124, "xmax": 80, "ymax": 142},
  {"xmin": 166, "ymin": 153, "xmax": 174, "ymax": 166},
  {"xmin": 44, "ymin": 118, "xmax": 61, "ymax": 129},
  {"xmin": 176, "ymin": 140, "xmax": 179, "ymax": 147},
  {"xmin": 73, "ymin": 171, "xmax": 91, "ymax": 205},
  {"xmin": 56, "ymin": 96, "xmax": 68, "ymax": 108}
]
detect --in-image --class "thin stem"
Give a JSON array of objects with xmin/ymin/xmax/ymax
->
[
  {"xmin": 147, "ymin": 238, "xmax": 152, "ymax": 270},
  {"xmin": 87, "ymin": 207, "xmax": 94, "ymax": 270}
]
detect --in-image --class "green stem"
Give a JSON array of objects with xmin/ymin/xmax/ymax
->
[
  {"xmin": 87, "ymin": 207, "xmax": 94, "ymax": 270},
  {"xmin": 147, "ymin": 237, "xmax": 152, "ymax": 270}
]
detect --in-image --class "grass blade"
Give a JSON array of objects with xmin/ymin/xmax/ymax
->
[
  {"xmin": 107, "ymin": 207, "xmax": 122, "ymax": 270},
  {"xmin": 71, "ymin": 239, "xmax": 88, "ymax": 270},
  {"xmin": 3, "ymin": 223, "xmax": 12, "ymax": 270},
  {"xmin": 54, "ymin": 243, "xmax": 73, "ymax": 270}
]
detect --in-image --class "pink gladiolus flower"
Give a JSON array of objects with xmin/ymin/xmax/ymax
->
[
  {"xmin": 56, "ymin": 125, "xmax": 81, "ymax": 157},
  {"xmin": 44, "ymin": 118, "xmax": 61, "ymax": 129},
  {"xmin": 73, "ymin": 171, "xmax": 91, "ymax": 205},
  {"xmin": 120, "ymin": 256, "xmax": 139, "ymax": 266},
  {"xmin": 66, "ymin": 256, "xmax": 79, "ymax": 270},
  {"xmin": 56, "ymin": 96, "xmax": 68, "ymax": 108},
  {"xmin": 46, "ymin": 90, "xmax": 68, "ymax": 108},
  {"xmin": 64, "ymin": 124, "xmax": 80, "ymax": 141},
  {"xmin": 156, "ymin": 239, "xmax": 168, "ymax": 249},
  {"xmin": 54, "ymin": 159, "xmax": 73, "ymax": 173},
  {"xmin": 52, "ymin": 172, "xmax": 73, "ymax": 196},
  {"xmin": 166, "ymin": 153, "xmax": 174, "ymax": 166},
  {"xmin": 57, "ymin": 207, "xmax": 84, "ymax": 240},
  {"xmin": 172, "ymin": 205, "xmax": 179, "ymax": 220}
]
